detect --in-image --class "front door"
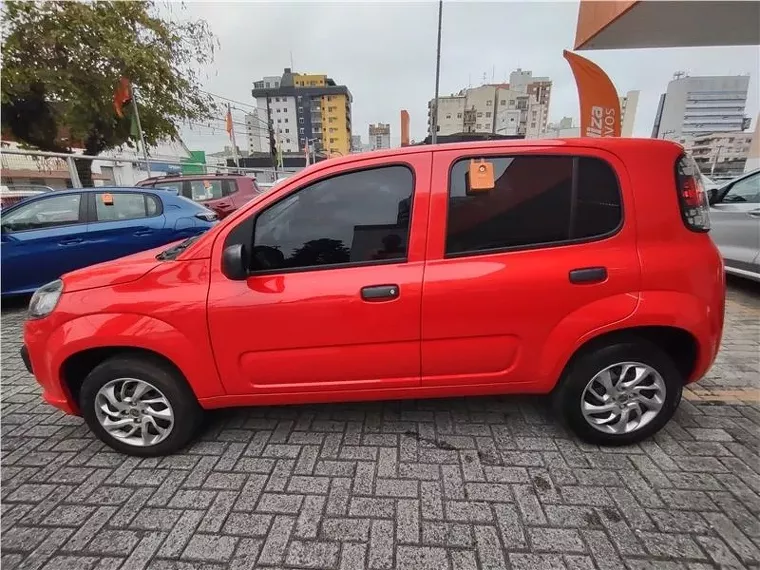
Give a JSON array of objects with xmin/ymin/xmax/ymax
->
[
  {"xmin": 207, "ymin": 153, "xmax": 431, "ymax": 395},
  {"xmin": 421, "ymin": 148, "xmax": 641, "ymax": 389},
  {"xmin": 710, "ymin": 171, "xmax": 760, "ymax": 276},
  {"xmin": 1, "ymin": 192, "xmax": 89, "ymax": 294}
]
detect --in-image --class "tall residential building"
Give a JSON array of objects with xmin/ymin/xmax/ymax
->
[
  {"xmin": 651, "ymin": 73, "xmax": 750, "ymax": 139},
  {"xmin": 681, "ymin": 131, "xmax": 754, "ymax": 177},
  {"xmin": 251, "ymin": 68, "xmax": 353, "ymax": 157},
  {"xmin": 369, "ymin": 124, "xmax": 391, "ymax": 150},
  {"xmin": 619, "ymin": 90, "xmax": 640, "ymax": 137},
  {"xmin": 428, "ymin": 68, "xmax": 552, "ymax": 139},
  {"xmin": 351, "ymin": 135, "xmax": 363, "ymax": 153},
  {"xmin": 245, "ymin": 111, "xmax": 263, "ymax": 153}
]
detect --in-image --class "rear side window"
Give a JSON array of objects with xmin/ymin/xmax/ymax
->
[
  {"xmin": 95, "ymin": 192, "xmax": 160, "ymax": 221},
  {"xmin": 446, "ymin": 155, "xmax": 621, "ymax": 256},
  {"xmin": 189, "ymin": 180, "xmax": 223, "ymax": 201}
]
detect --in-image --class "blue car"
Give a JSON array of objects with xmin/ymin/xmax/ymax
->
[{"xmin": 1, "ymin": 187, "xmax": 217, "ymax": 296}]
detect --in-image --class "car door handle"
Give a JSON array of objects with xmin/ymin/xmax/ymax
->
[
  {"xmin": 58, "ymin": 238, "xmax": 83, "ymax": 245},
  {"xmin": 748, "ymin": 210, "xmax": 760, "ymax": 218},
  {"xmin": 134, "ymin": 230, "xmax": 153, "ymax": 236},
  {"xmin": 361, "ymin": 284, "xmax": 400, "ymax": 301},
  {"xmin": 569, "ymin": 266, "xmax": 608, "ymax": 284}
]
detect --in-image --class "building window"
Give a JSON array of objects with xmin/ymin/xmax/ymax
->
[
  {"xmin": 445, "ymin": 156, "xmax": 621, "ymax": 256},
  {"xmin": 277, "ymin": 119, "xmax": 281, "ymax": 123},
  {"xmin": 276, "ymin": 108, "xmax": 281, "ymax": 113},
  {"xmin": 476, "ymin": 124, "xmax": 482, "ymax": 129},
  {"xmin": 477, "ymin": 112, "xmax": 483, "ymax": 117},
  {"xmin": 297, "ymin": 96, "xmax": 302, "ymax": 101},
  {"xmin": 485, "ymin": 112, "xmax": 491, "ymax": 118},
  {"xmin": 299, "ymin": 117, "xmax": 304, "ymax": 124},
  {"xmin": 500, "ymin": 100, "xmax": 506, "ymax": 105},
  {"xmin": 286, "ymin": 138, "xmax": 291, "ymax": 143},
  {"xmin": 298, "ymin": 107, "xmax": 303, "ymax": 113},
  {"xmin": 285, "ymin": 129, "xmax": 290, "ymax": 133},
  {"xmin": 486, "ymin": 100, "xmax": 492, "ymax": 106},
  {"xmin": 330, "ymin": 138, "xmax": 336, "ymax": 143},
  {"xmin": 446, "ymin": 114, "xmax": 451, "ymax": 119},
  {"xmin": 299, "ymin": 128, "xmax": 304, "ymax": 135},
  {"xmin": 275, "ymin": 97, "xmax": 280, "ymax": 102},
  {"xmin": 457, "ymin": 113, "xmax": 462, "ymax": 118},
  {"xmin": 284, "ymin": 118, "xmax": 288, "ymax": 123}
]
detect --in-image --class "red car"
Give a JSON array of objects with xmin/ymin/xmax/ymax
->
[
  {"xmin": 23, "ymin": 138, "xmax": 725, "ymax": 456},
  {"xmin": 137, "ymin": 174, "xmax": 263, "ymax": 219}
]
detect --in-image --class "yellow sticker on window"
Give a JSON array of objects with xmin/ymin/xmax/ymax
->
[{"xmin": 101, "ymin": 193, "xmax": 114, "ymax": 205}]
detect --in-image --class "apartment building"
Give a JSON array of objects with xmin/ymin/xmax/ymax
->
[
  {"xmin": 428, "ymin": 68, "xmax": 552, "ymax": 139},
  {"xmin": 619, "ymin": 90, "xmax": 640, "ymax": 137},
  {"xmin": 251, "ymin": 68, "xmax": 353, "ymax": 157},
  {"xmin": 368, "ymin": 124, "xmax": 391, "ymax": 150},
  {"xmin": 245, "ymin": 111, "xmax": 264, "ymax": 153},
  {"xmin": 652, "ymin": 73, "xmax": 750, "ymax": 139},
  {"xmin": 681, "ymin": 131, "xmax": 754, "ymax": 178}
]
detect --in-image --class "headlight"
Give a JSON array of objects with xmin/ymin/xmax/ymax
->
[{"xmin": 28, "ymin": 279, "xmax": 63, "ymax": 319}]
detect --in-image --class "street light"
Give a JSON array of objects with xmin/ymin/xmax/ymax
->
[{"xmin": 431, "ymin": 0, "xmax": 443, "ymax": 145}]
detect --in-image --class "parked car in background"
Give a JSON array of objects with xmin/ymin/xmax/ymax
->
[
  {"xmin": 1, "ymin": 184, "xmax": 54, "ymax": 209},
  {"xmin": 137, "ymin": 174, "xmax": 263, "ymax": 219},
  {"xmin": 708, "ymin": 168, "xmax": 760, "ymax": 282},
  {"xmin": 256, "ymin": 173, "xmax": 291, "ymax": 192},
  {"xmin": 1, "ymin": 187, "xmax": 217, "ymax": 296},
  {"xmin": 21, "ymin": 138, "xmax": 725, "ymax": 455}
]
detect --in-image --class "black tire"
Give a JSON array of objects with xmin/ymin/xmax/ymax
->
[
  {"xmin": 553, "ymin": 338, "xmax": 683, "ymax": 446},
  {"xmin": 79, "ymin": 354, "xmax": 204, "ymax": 456}
]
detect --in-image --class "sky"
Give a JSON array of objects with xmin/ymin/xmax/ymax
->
[{"xmin": 171, "ymin": 1, "xmax": 760, "ymax": 153}]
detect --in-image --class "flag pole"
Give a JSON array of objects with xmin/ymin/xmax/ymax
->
[{"xmin": 131, "ymin": 87, "xmax": 151, "ymax": 174}]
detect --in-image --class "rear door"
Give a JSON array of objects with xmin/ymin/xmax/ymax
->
[
  {"xmin": 709, "ymin": 171, "xmax": 760, "ymax": 276},
  {"xmin": 1, "ymin": 193, "xmax": 89, "ymax": 293},
  {"xmin": 85, "ymin": 191, "xmax": 167, "ymax": 263},
  {"xmin": 421, "ymin": 147, "xmax": 640, "ymax": 389}
]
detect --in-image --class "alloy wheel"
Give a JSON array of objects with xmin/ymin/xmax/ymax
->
[
  {"xmin": 580, "ymin": 362, "xmax": 666, "ymax": 435},
  {"xmin": 94, "ymin": 378, "xmax": 174, "ymax": 446}
]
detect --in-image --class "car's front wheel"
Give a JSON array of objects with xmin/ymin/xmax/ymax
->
[
  {"xmin": 79, "ymin": 354, "xmax": 204, "ymax": 456},
  {"xmin": 554, "ymin": 339, "xmax": 683, "ymax": 446}
]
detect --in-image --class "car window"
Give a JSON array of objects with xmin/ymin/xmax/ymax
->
[
  {"xmin": 189, "ymin": 180, "xmax": 224, "ymax": 201},
  {"xmin": 446, "ymin": 155, "xmax": 621, "ymax": 255},
  {"xmin": 724, "ymin": 173, "xmax": 760, "ymax": 204},
  {"xmin": 152, "ymin": 181, "xmax": 184, "ymax": 195},
  {"xmin": 222, "ymin": 180, "xmax": 238, "ymax": 196},
  {"xmin": 1, "ymin": 193, "xmax": 82, "ymax": 232},
  {"xmin": 252, "ymin": 165, "xmax": 413, "ymax": 272},
  {"xmin": 95, "ymin": 192, "xmax": 158, "ymax": 222}
]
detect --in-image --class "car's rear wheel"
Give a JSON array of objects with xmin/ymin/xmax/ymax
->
[
  {"xmin": 554, "ymin": 339, "xmax": 683, "ymax": 445},
  {"xmin": 79, "ymin": 355, "xmax": 204, "ymax": 456}
]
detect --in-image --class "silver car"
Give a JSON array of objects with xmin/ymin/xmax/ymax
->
[{"xmin": 708, "ymin": 168, "xmax": 760, "ymax": 282}]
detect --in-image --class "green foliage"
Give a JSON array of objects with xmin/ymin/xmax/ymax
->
[{"xmin": 1, "ymin": 0, "xmax": 217, "ymax": 158}]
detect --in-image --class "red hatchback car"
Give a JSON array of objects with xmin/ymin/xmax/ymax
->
[
  {"xmin": 23, "ymin": 139, "xmax": 725, "ymax": 456},
  {"xmin": 137, "ymin": 174, "xmax": 263, "ymax": 219}
]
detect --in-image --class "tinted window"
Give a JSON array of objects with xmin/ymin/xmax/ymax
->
[
  {"xmin": 222, "ymin": 180, "xmax": 238, "ymax": 197},
  {"xmin": 446, "ymin": 156, "xmax": 620, "ymax": 255},
  {"xmin": 252, "ymin": 166, "xmax": 413, "ymax": 272},
  {"xmin": 152, "ymin": 181, "xmax": 183, "ymax": 195},
  {"xmin": 189, "ymin": 180, "xmax": 223, "ymax": 201},
  {"xmin": 1, "ymin": 194, "xmax": 82, "ymax": 232},
  {"xmin": 95, "ymin": 192, "xmax": 157, "ymax": 221}
]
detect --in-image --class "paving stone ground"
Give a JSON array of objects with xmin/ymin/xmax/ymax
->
[{"xmin": 1, "ymin": 278, "xmax": 759, "ymax": 570}]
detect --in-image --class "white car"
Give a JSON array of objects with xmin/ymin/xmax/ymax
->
[{"xmin": 708, "ymin": 168, "xmax": 760, "ymax": 282}]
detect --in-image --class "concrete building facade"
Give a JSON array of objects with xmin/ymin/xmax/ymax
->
[
  {"xmin": 681, "ymin": 131, "xmax": 754, "ymax": 178},
  {"xmin": 252, "ymin": 68, "xmax": 353, "ymax": 157},
  {"xmin": 428, "ymin": 69, "xmax": 552, "ymax": 140},
  {"xmin": 619, "ymin": 90, "xmax": 640, "ymax": 137},
  {"xmin": 368, "ymin": 124, "xmax": 391, "ymax": 150},
  {"xmin": 652, "ymin": 74, "xmax": 750, "ymax": 139}
]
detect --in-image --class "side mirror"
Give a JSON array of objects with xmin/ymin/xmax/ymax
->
[
  {"xmin": 708, "ymin": 188, "xmax": 720, "ymax": 205},
  {"xmin": 222, "ymin": 244, "xmax": 248, "ymax": 280}
]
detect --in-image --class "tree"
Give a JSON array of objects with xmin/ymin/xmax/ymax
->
[{"xmin": 1, "ymin": 1, "xmax": 217, "ymax": 185}]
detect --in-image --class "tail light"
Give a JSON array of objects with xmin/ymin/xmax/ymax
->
[
  {"xmin": 675, "ymin": 155, "xmax": 710, "ymax": 232},
  {"xmin": 195, "ymin": 212, "xmax": 218, "ymax": 222}
]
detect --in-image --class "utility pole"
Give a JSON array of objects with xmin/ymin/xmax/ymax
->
[
  {"xmin": 431, "ymin": 0, "xmax": 443, "ymax": 144},
  {"xmin": 131, "ymin": 87, "xmax": 151, "ymax": 174},
  {"xmin": 265, "ymin": 94, "xmax": 278, "ymax": 173},
  {"xmin": 711, "ymin": 144, "xmax": 723, "ymax": 176}
]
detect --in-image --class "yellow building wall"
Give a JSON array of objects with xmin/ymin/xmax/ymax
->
[
  {"xmin": 294, "ymin": 74, "xmax": 327, "ymax": 87},
  {"xmin": 321, "ymin": 93, "xmax": 351, "ymax": 156}
]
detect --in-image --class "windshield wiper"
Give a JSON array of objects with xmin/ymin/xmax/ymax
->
[{"xmin": 156, "ymin": 235, "xmax": 201, "ymax": 261}]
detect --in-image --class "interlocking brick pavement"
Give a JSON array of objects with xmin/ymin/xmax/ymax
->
[{"xmin": 1, "ymin": 279, "xmax": 759, "ymax": 569}]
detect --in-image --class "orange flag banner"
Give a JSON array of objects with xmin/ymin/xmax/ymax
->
[
  {"xmin": 113, "ymin": 77, "xmax": 132, "ymax": 118},
  {"xmin": 225, "ymin": 104, "xmax": 234, "ymax": 139},
  {"xmin": 563, "ymin": 50, "xmax": 620, "ymax": 137}
]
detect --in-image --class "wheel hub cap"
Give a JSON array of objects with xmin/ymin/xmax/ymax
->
[
  {"xmin": 94, "ymin": 378, "xmax": 174, "ymax": 447},
  {"xmin": 580, "ymin": 362, "xmax": 666, "ymax": 435}
]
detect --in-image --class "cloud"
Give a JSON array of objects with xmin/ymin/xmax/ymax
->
[{"xmin": 173, "ymin": 1, "xmax": 759, "ymax": 152}]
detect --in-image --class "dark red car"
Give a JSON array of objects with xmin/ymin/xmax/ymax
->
[{"xmin": 137, "ymin": 174, "xmax": 263, "ymax": 219}]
